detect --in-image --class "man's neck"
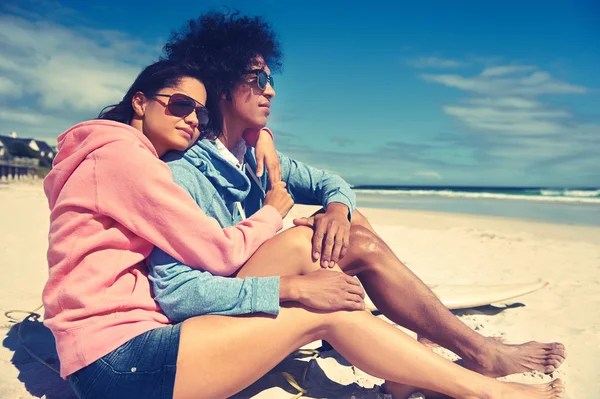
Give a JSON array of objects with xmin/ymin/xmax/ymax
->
[{"xmin": 220, "ymin": 118, "xmax": 244, "ymax": 151}]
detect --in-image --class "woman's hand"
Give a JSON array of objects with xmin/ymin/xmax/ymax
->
[
  {"xmin": 253, "ymin": 128, "xmax": 282, "ymax": 189},
  {"xmin": 280, "ymin": 269, "xmax": 365, "ymax": 311},
  {"xmin": 263, "ymin": 182, "xmax": 294, "ymax": 219}
]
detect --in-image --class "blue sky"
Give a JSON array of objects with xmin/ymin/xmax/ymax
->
[{"xmin": 0, "ymin": 0, "xmax": 598, "ymax": 186}]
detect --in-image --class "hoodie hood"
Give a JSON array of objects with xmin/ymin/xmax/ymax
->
[
  {"xmin": 163, "ymin": 139, "xmax": 251, "ymax": 204},
  {"xmin": 44, "ymin": 120, "xmax": 157, "ymax": 209}
]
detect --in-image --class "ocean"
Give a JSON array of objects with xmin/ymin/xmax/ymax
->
[{"xmin": 352, "ymin": 186, "xmax": 600, "ymax": 226}]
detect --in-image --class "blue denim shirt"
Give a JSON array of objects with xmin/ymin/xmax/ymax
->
[{"xmin": 148, "ymin": 139, "xmax": 356, "ymax": 322}]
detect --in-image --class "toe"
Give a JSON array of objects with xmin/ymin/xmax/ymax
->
[
  {"xmin": 548, "ymin": 342, "xmax": 566, "ymax": 357},
  {"xmin": 544, "ymin": 365, "xmax": 556, "ymax": 374}
]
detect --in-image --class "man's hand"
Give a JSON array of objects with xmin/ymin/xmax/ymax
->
[
  {"xmin": 293, "ymin": 203, "xmax": 350, "ymax": 268},
  {"xmin": 253, "ymin": 128, "xmax": 282, "ymax": 189}
]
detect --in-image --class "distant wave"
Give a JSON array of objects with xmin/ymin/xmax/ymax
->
[{"xmin": 353, "ymin": 188, "xmax": 600, "ymax": 204}]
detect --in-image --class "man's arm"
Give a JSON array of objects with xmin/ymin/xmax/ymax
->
[
  {"xmin": 278, "ymin": 152, "xmax": 356, "ymax": 216},
  {"xmin": 277, "ymin": 152, "xmax": 356, "ymax": 268}
]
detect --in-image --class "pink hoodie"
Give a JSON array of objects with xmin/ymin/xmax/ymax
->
[{"xmin": 43, "ymin": 120, "xmax": 282, "ymax": 378}]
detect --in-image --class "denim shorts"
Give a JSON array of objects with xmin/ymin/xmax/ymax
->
[{"xmin": 68, "ymin": 323, "xmax": 181, "ymax": 399}]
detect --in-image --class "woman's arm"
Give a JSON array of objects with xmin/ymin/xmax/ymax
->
[
  {"xmin": 93, "ymin": 139, "xmax": 283, "ymax": 276},
  {"xmin": 149, "ymin": 246, "xmax": 280, "ymax": 321},
  {"xmin": 149, "ymin": 245, "xmax": 366, "ymax": 321}
]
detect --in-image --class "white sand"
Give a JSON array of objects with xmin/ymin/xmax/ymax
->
[{"xmin": 1, "ymin": 181, "xmax": 599, "ymax": 398}]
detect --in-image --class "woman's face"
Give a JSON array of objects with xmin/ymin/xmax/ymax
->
[
  {"xmin": 138, "ymin": 76, "xmax": 207, "ymax": 156},
  {"xmin": 227, "ymin": 57, "xmax": 276, "ymax": 130}
]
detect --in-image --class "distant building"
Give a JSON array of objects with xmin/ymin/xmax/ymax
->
[
  {"xmin": 0, "ymin": 132, "xmax": 54, "ymax": 161},
  {"xmin": 34, "ymin": 140, "xmax": 55, "ymax": 159}
]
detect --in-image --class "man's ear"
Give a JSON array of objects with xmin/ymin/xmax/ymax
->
[
  {"xmin": 222, "ymin": 91, "xmax": 232, "ymax": 102},
  {"xmin": 132, "ymin": 92, "xmax": 147, "ymax": 117}
]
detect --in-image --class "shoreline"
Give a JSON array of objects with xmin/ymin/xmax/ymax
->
[{"xmin": 355, "ymin": 194, "xmax": 600, "ymax": 227}]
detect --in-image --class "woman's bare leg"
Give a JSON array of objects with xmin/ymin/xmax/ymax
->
[
  {"xmin": 173, "ymin": 305, "xmax": 564, "ymax": 399},
  {"xmin": 235, "ymin": 226, "xmax": 320, "ymax": 277}
]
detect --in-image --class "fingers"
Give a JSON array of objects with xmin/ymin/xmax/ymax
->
[
  {"xmin": 320, "ymin": 224, "xmax": 338, "ymax": 268},
  {"xmin": 338, "ymin": 229, "xmax": 350, "ymax": 261},
  {"xmin": 256, "ymin": 157, "xmax": 264, "ymax": 178},
  {"xmin": 293, "ymin": 217, "xmax": 314, "ymax": 227},
  {"xmin": 329, "ymin": 233, "xmax": 344, "ymax": 266},
  {"xmin": 343, "ymin": 298, "xmax": 366, "ymax": 311},
  {"xmin": 346, "ymin": 282, "xmax": 366, "ymax": 299},
  {"xmin": 311, "ymin": 219, "xmax": 327, "ymax": 264}
]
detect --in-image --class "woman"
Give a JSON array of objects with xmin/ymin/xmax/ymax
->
[
  {"xmin": 43, "ymin": 59, "xmax": 294, "ymax": 399},
  {"xmin": 145, "ymin": 12, "xmax": 565, "ymax": 399}
]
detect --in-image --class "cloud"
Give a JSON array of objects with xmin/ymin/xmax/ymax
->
[
  {"xmin": 421, "ymin": 70, "xmax": 588, "ymax": 97},
  {"xmin": 408, "ymin": 57, "xmax": 466, "ymax": 69},
  {"xmin": 0, "ymin": 11, "xmax": 157, "ymax": 140},
  {"xmin": 480, "ymin": 65, "xmax": 536, "ymax": 77},
  {"xmin": 414, "ymin": 171, "xmax": 442, "ymax": 180},
  {"xmin": 418, "ymin": 63, "xmax": 599, "ymax": 182},
  {"xmin": 442, "ymin": 103, "xmax": 571, "ymax": 134}
]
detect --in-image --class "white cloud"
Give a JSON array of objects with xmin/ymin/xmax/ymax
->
[
  {"xmin": 0, "ymin": 13, "xmax": 157, "ymax": 139},
  {"xmin": 464, "ymin": 97, "xmax": 540, "ymax": 109},
  {"xmin": 408, "ymin": 57, "xmax": 465, "ymax": 68},
  {"xmin": 420, "ymin": 64, "xmax": 591, "ymax": 135},
  {"xmin": 418, "ymin": 62, "xmax": 599, "ymax": 179},
  {"xmin": 421, "ymin": 70, "xmax": 588, "ymax": 97},
  {"xmin": 443, "ymin": 104, "xmax": 571, "ymax": 134},
  {"xmin": 480, "ymin": 65, "xmax": 536, "ymax": 77},
  {"xmin": 414, "ymin": 171, "xmax": 442, "ymax": 179}
]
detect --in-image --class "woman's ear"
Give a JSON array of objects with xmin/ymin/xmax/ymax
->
[
  {"xmin": 132, "ymin": 92, "xmax": 147, "ymax": 117},
  {"xmin": 222, "ymin": 91, "xmax": 232, "ymax": 102}
]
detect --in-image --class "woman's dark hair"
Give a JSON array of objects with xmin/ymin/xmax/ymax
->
[
  {"xmin": 162, "ymin": 11, "xmax": 283, "ymax": 137},
  {"xmin": 98, "ymin": 60, "xmax": 211, "ymax": 135}
]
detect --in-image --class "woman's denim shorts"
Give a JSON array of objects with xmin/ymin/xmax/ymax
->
[{"xmin": 67, "ymin": 323, "xmax": 181, "ymax": 399}]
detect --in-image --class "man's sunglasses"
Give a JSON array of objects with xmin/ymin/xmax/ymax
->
[
  {"xmin": 153, "ymin": 93, "xmax": 209, "ymax": 128},
  {"xmin": 244, "ymin": 69, "xmax": 274, "ymax": 91}
]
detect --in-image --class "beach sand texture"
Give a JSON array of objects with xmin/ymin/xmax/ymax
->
[{"xmin": 1, "ymin": 181, "xmax": 599, "ymax": 398}]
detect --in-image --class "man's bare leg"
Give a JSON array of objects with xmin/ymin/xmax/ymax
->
[{"xmin": 340, "ymin": 209, "xmax": 565, "ymax": 377}]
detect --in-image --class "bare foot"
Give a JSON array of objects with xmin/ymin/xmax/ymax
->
[
  {"xmin": 493, "ymin": 379, "xmax": 565, "ymax": 399},
  {"xmin": 465, "ymin": 339, "xmax": 566, "ymax": 377},
  {"xmin": 385, "ymin": 378, "xmax": 564, "ymax": 399}
]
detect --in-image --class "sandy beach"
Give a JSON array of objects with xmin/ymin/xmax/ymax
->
[{"xmin": 1, "ymin": 181, "xmax": 598, "ymax": 399}]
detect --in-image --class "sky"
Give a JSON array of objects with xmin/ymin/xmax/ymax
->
[{"xmin": 0, "ymin": 0, "xmax": 598, "ymax": 187}]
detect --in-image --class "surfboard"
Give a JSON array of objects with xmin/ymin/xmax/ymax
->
[{"xmin": 364, "ymin": 280, "xmax": 548, "ymax": 312}]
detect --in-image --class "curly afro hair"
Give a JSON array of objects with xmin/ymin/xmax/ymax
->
[{"xmin": 162, "ymin": 11, "xmax": 282, "ymax": 137}]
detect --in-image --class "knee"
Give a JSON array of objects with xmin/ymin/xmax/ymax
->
[
  {"xmin": 282, "ymin": 226, "xmax": 315, "ymax": 259},
  {"xmin": 349, "ymin": 225, "xmax": 381, "ymax": 253},
  {"xmin": 348, "ymin": 225, "xmax": 386, "ymax": 267}
]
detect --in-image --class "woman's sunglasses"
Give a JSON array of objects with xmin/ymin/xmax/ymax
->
[
  {"xmin": 244, "ymin": 69, "xmax": 274, "ymax": 91},
  {"xmin": 153, "ymin": 93, "xmax": 209, "ymax": 128}
]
